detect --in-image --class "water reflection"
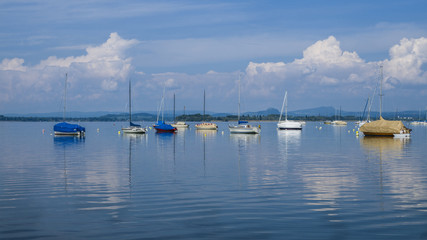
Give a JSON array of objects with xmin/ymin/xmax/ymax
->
[
  {"xmin": 230, "ymin": 134, "xmax": 260, "ymax": 148},
  {"xmin": 155, "ymin": 132, "xmax": 177, "ymax": 173},
  {"xmin": 302, "ymin": 167, "xmax": 358, "ymax": 218},
  {"xmin": 121, "ymin": 134, "xmax": 148, "ymax": 144},
  {"xmin": 277, "ymin": 130, "xmax": 301, "ymax": 145},
  {"xmin": 195, "ymin": 129, "xmax": 217, "ymax": 138},
  {"xmin": 277, "ymin": 130, "xmax": 301, "ymax": 165},
  {"xmin": 53, "ymin": 135, "xmax": 85, "ymax": 146},
  {"xmin": 360, "ymin": 137, "xmax": 407, "ymax": 159},
  {"xmin": 360, "ymin": 137, "xmax": 427, "ymax": 210},
  {"xmin": 53, "ymin": 136, "xmax": 85, "ymax": 191}
]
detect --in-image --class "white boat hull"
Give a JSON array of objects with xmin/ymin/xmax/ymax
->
[
  {"xmin": 171, "ymin": 122, "xmax": 189, "ymax": 128},
  {"xmin": 331, "ymin": 120, "xmax": 347, "ymax": 125},
  {"xmin": 229, "ymin": 124, "xmax": 260, "ymax": 134},
  {"xmin": 122, "ymin": 127, "xmax": 147, "ymax": 134},
  {"xmin": 195, "ymin": 123, "xmax": 218, "ymax": 130},
  {"xmin": 393, "ymin": 133, "xmax": 410, "ymax": 138},
  {"xmin": 54, "ymin": 131, "xmax": 84, "ymax": 136},
  {"xmin": 277, "ymin": 120, "xmax": 302, "ymax": 130}
]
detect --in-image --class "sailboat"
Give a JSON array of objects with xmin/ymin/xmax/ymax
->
[
  {"xmin": 153, "ymin": 87, "xmax": 177, "ymax": 133},
  {"xmin": 171, "ymin": 93, "xmax": 189, "ymax": 128},
  {"xmin": 356, "ymin": 97, "xmax": 370, "ymax": 127},
  {"xmin": 196, "ymin": 89, "xmax": 218, "ymax": 130},
  {"xmin": 53, "ymin": 73, "xmax": 85, "ymax": 136},
  {"xmin": 121, "ymin": 79, "xmax": 146, "ymax": 134},
  {"xmin": 229, "ymin": 75, "xmax": 260, "ymax": 134},
  {"xmin": 277, "ymin": 91, "xmax": 302, "ymax": 130},
  {"xmin": 360, "ymin": 65, "xmax": 411, "ymax": 137},
  {"xmin": 331, "ymin": 106, "xmax": 347, "ymax": 125}
]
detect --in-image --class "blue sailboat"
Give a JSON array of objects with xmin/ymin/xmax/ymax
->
[
  {"xmin": 153, "ymin": 87, "xmax": 177, "ymax": 133},
  {"xmin": 54, "ymin": 73, "xmax": 85, "ymax": 136}
]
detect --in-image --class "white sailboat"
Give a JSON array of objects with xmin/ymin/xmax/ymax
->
[
  {"xmin": 122, "ymin": 79, "xmax": 146, "ymax": 134},
  {"xmin": 196, "ymin": 90, "xmax": 218, "ymax": 130},
  {"xmin": 229, "ymin": 75, "xmax": 260, "ymax": 134},
  {"xmin": 171, "ymin": 93, "xmax": 189, "ymax": 128},
  {"xmin": 277, "ymin": 91, "xmax": 302, "ymax": 130}
]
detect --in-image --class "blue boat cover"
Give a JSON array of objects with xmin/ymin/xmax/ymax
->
[
  {"xmin": 130, "ymin": 121, "xmax": 141, "ymax": 127},
  {"xmin": 54, "ymin": 122, "xmax": 85, "ymax": 133},
  {"xmin": 238, "ymin": 120, "xmax": 248, "ymax": 124},
  {"xmin": 154, "ymin": 121, "xmax": 176, "ymax": 131}
]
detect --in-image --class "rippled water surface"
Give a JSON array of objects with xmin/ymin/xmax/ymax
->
[{"xmin": 1, "ymin": 121, "xmax": 427, "ymax": 239}]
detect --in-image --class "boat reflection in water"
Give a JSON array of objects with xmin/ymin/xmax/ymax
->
[
  {"xmin": 230, "ymin": 133, "xmax": 260, "ymax": 147},
  {"xmin": 359, "ymin": 136, "xmax": 427, "ymax": 210},
  {"xmin": 196, "ymin": 130, "xmax": 217, "ymax": 176},
  {"xmin": 360, "ymin": 136, "xmax": 408, "ymax": 159},
  {"xmin": 154, "ymin": 131, "xmax": 177, "ymax": 172},
  {"xmin": 277, "ymin": 130, "xmax": 301, "ymax": 162},
  {"xmin": 53, "ymin": 135, "xmax": 86, "ymax": 192},
  {"xmin": 277, "ymin": 129, "xmax": 301, "ymax": 145},
  {"xmin": 195, "ymin": 129, "xmax": 217, "ymax": 138},
  {"xmin": 53, "ymin": 135, "xmax": 86, "ymax": 146}
]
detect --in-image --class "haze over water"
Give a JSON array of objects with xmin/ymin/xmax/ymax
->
[{"xmin": 1, "ymin": 121, "xmax": 427, "ymax": 239}]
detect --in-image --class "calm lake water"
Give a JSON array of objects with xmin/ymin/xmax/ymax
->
[{"xmin": 1, "ymin": 121, "xmax": 427, "ymax": 239}]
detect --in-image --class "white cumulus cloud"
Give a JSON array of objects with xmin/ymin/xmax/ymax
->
[
  {"xmin": 383, "ymin": 37, "xmax": 427, "ymax": 85},
  {"xmin": 0, "ymin": 32, "xmax": 138, "ymax": 112}
]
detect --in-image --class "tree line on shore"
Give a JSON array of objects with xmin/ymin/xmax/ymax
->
[{"xmin": 0, "ymin": 113, "xmax": 364, "ymax": 122}]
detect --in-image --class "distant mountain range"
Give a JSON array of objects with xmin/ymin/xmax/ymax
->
[{"xmin": 3, "ymin": 106, "xmax": 424, "ymax": 120}]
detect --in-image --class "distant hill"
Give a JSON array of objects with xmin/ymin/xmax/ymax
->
[
  {"xmin": 244, "ymin": 108, "xmax": 280, "ymax": 116},
  {"xmin": 289, "ymin": 106, "xmax": 336, "ymax": 117}
]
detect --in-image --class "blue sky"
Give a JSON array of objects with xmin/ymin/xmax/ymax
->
[{"xmin": 1, "ymin": 0, "xmax": 427, "ymax": 115}]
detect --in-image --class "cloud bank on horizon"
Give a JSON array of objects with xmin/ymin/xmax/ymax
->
[{"xmin": 1, "ymin": 33, "xmax": 427, "ymax": 114}]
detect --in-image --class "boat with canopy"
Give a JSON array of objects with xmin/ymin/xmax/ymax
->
[
  {"xmin": 153, "ymin": 87, "xmax": 177, "ymax": 133},
  {"xmin": 53, "ymin": 73, "xmax": 85, "ymax": 136},
  {"xmin": 360, "ymin": 66, "xmax": 411, "ymax": 137},
  {"xmin": 196, "ymin": 90, "xmax": 218, "ymax": 130}
]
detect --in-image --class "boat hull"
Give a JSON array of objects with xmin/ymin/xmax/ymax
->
[
  {"xmin": 331, "ymin": 120, "xmax": 347, "ymax": 125},
  {"xmin": 229, "ymin": 125, "xmax": 260, "ymax": 134},
  {"xmin": 153, "ymin": 127, "xmax": 177, "ymax": 133},
  {"xmin": 393, "ymin": 133, "xmax": 410, "ymax": 138},
  {"xmin": 122, "ymin": 127, "xmax": 146, "ymax": 134},
  {"xmin": 278, "ymin": 127, "xmax": 302, "ymax": 130},
  {"xmin": 54, "ymin": 131, "xmax": 84, "ymax": 136},
  {"xmin": 362, "ymin": 132, "xmax": 395, "ymax": 137},
  {"xmin": 277, "ymin": 121, "xmax": 302, "ymax": 130},
  {"xmin": 171, "ymin": 122, "xmax": 189, "ymax": 128},
  {"xmin": 195, "ymin": 123, "xmax": 218, "ymax": 130}
]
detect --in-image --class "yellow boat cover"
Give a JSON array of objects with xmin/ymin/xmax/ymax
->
[{"xmin": 360, "ymin": 117, "xmax": 411, "ymax": 136}]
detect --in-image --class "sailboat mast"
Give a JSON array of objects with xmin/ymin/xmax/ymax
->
[
  {"xmin": 279, "ymin": 91, "xmax": 286, "ymax": 122},
  {"xmin": 238, "ymin": 74, "xmax": 241, "ymax": 122},
  {"xmin": 162, "ymin": 87, "xmax": 165, "ymax": 121},
  {"xmin": 129, "ymin": 79, "xmax": 131, "ymax": 124},
  {"xmin": 285, "ymin": 91, "xmax": 288, "ymax": 121},
  {"xmin": 173, "ymin": 93, "xmax": 176, "ymax": 122},
  {"xmin": 203, "ymin": 89, "xmax": 206, "ymax": 122},
  {"xmin": 379, "ymin": 65, "xmax": 383, "ymax": 118},
  {"xmin": 63, "ymin": 73, "xmax": 67, "ymax": 121},
  {"xmin": 362, "ymin": 97, "xmax": 369, "ymax": 121}
]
